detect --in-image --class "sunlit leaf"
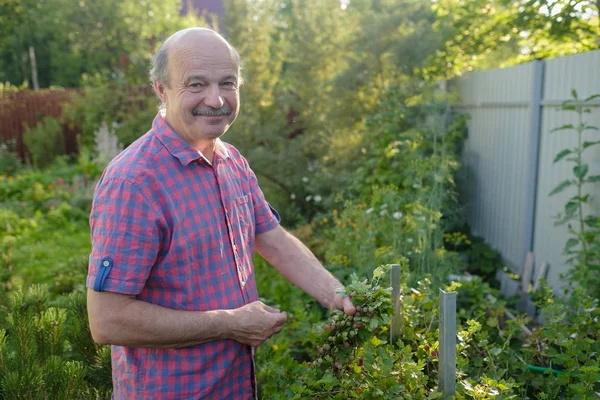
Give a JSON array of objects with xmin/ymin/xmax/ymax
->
[
  {"xmin": 370, "ymin": 336, "xmax": 382, "ymax": 346},
  {"xmin": 372, "ymin": 265, "xmax": 386, "ymax": 279}
]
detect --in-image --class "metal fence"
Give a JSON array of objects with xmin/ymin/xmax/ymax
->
[{"xmin": 450, "ymin": 49, "xmax": 600, "ymax": 292}]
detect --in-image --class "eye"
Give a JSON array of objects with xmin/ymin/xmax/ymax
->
[
  {"xmin": 190, "ymin": 82, "xmax": 205, "ymax": 88},
  {"xmin": 222, "ymin": 81, "xmax": 236, "ymax": 88}
]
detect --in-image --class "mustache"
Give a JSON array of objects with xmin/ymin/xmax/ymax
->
[{"xmin": 192, "ymin": 106, "xmax": 233, "ymax": 117}]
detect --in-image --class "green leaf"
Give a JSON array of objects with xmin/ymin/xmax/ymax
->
[
  {"xmin": 584, "ymin": 216, "xmax": 600, "ymax": 228},
  {"xmin": 584, "ymin": 94, "xmax": 600, "ymax": 102},
  {"xmin": 584, "ymin": 125, "xmax": 599, "ymax": 131},
  {"xmin": 370, "ymin": 335, "xmax": 382, "ymax": 346},
  {"xmin": 571, "ymin": 89, "xmax": 578, "ymax": 99},
  {"xmin": 368, "ymin": 318, "xmax": 379, "ymax": 331},
  {"xmin": 587, "ymin": 175, "xmax": 600, "ymax": 183},
  {"xmin": 549, "ymin": 179, "xmax": 572, "ymax": 196},
  {"xmin": 390, "ymin": 384, "xmax": 405, "ymax": 394},
  {"xmin": 572, "ymin": 194, "xmax": 590, "ymax": 203},
  {"xmin": 551, "ymin": 124, "xmax": 574, "ymax": 133},
  {"xmin": 553, "ymin": 149, "xmax": 572, "ymax": 163},
  {"xmin": 573, "ymin": 164, "xmax": 588, "ymax": 179},
  {"xmin": 583, "ymin": 141, "xmax": 600, "ymax": 150},
  {"xmin": 564, "ymin": 201, "xmax": 579, "ymax": 218},
  {"xmin": 372, "ymin": 265, "xmax": 386, "ymax": 279},
  {"xmin": 564, "ymin": 238, "xmax": 579, "ymax": 252}
]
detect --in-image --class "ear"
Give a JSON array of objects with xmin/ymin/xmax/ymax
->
[{"xmin": 153, "ymin": 80, "xmax": 168, "ymax": 105}]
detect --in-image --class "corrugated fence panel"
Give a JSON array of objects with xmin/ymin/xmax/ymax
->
[
  {"xmin": 534, "ymin": 51, "xmax": 600, "ymax": 291},
  {"xmin": 452, "ymin": 49, "xmax": 600, "ymax": 292},
  {"xmin": 451, "ymin": 63, "xmax": 534, "ymax": 271}
]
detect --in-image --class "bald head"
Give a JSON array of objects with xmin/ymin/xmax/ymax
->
[{"xmin": 149, "ymin": 28, "xmax": 243, "ymax": 88}]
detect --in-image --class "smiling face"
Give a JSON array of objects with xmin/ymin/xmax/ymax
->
[{"xmin": 153, "ymin": 30, "xmax": 241, "ymax": 151}]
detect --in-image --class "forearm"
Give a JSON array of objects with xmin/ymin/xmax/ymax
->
[
  {"xmin": 87, "ymin": 289, "xmax": 234, "ymax": 348},
  {"xmin": 255, "ymin": 226, "xmax": 343, "ymax": 309}
]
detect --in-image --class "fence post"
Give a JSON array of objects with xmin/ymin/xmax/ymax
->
[
  {"xmin": 522, "ymin": 59, "xmax": 545, "ymax": 267},
  {"xmin": 389, "ymin": 264, "xmax": 402, "ymax": 345},
  {"xmin": 439, "ymin": 289, "xmax": 457, "ymax": 399}
]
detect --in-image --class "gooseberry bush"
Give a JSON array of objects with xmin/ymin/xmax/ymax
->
[{"xmin": 257, "ymin": 265, "xmax": 445, "ymax": 399}]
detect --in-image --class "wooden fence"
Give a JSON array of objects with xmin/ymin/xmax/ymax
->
[
  {"xmin": 0, "ymin": 86, "xmax": 155, "ymax": 162},
  {"xmin": 0, "ymin": 89, "xmax": 80, "ymax": 161}
]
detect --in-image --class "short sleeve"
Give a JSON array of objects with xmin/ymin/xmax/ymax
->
[
  {"xmin": 244, "ymin": 164, "xmax": 280, "ymax": 234},
  {"xmin": 87, "ymin": 178, "xmax": 163, "ymax": 295}
]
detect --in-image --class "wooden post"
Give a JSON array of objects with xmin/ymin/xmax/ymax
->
[
  {"xmin": 521, "ymin": 252, "xmax": 535, "ymax": 293},
  {"xmin": 519, "ymin": 252, "xmax": 536, "ymax": 315},
  {"xmin": 439, "ymin": 289, "xmax": 457, "ymax": 399},
  {"xmin": 389, "ymin": 264, "xmax": 402, "ymax": 345},
  {"xmin": 532, "ymin": 261, "xmax": 549, "ymax": 292}
]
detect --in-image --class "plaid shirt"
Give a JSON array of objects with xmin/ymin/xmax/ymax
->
[{"xmin": 87, "ymin": 112, "xmax": 280, "ymax": 399}]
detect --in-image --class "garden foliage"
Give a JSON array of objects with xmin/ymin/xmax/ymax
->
[{"xmin": 1, "ymin": 0, "xmax": 599, "ymax": 398}]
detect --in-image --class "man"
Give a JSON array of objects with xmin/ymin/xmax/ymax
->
[{"xmin": 86, "ymin": 28, "xmax": 355, "ymax": 400}]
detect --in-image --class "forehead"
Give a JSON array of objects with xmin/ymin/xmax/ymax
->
[{"xmin": 168, "ymin": 39, "xmax": 239, "ymax": 81}]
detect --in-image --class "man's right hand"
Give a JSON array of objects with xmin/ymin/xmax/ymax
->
[{"xmin": 227, "ymin": 301, "xmax": 287, "ymax": 347}]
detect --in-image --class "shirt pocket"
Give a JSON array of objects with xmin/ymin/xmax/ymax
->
[{"xmin": 234, "ymin": 194, "xmax": 254, "ymax": 242}]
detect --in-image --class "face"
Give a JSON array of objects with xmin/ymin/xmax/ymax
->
[{"xmin": 155, "ymin": 35, "xmax": 240, "ymax": 148}]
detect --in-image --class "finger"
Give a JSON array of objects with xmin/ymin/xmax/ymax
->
[
  {"xmin": 261, "ymin": 303, "xmax": 282, "ymax": 314},
  {"xmin": 273, "ymin": 323, "xmax": 285, "ymax": 334},
  {"xmin": 343, "ymin": 297, "xmax": 357, "ymax": 316},
  {"xmin": 274, "ymin": 311, "xmax": 288, "ymax": 325}
]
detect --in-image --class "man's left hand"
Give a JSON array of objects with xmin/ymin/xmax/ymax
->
[{"xmin": 332, "ymin": 293, "xmax": 356, "ymax": 316}]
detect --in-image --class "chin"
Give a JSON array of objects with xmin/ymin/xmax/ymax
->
[{"xmin": 199, "ymin": 123, "xmax": 230, "ymax": 138}]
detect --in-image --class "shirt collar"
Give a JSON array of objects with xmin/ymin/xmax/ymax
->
[{"xmin": 153, "ymin": 112, "xmax": 231, "ymax": 166}]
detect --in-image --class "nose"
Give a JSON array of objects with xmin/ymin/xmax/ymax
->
[{"xmin": 204, "ymin": 84, "xmax": 224, "ymax": 109}]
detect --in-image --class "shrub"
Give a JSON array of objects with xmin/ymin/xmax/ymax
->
[
  {"xmin": 521, "ymin": 284, "xmax": 600, "ymax": 398},
  {"xmin": 62, "ymin": 84, "xmax": 157, "ymax": 150},
  {"xmin": 23, "ymin": 116, "xmax": 66, "ymax": 168},
  {"xmin": 0, "ymin": 142, "xmax": 22, "ymax": 176},
  {"xmin": 0, "ymin": 285, "xmax": 112, "ymax": 399}
]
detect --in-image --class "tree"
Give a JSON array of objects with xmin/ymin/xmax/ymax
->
[{"xmin": 0, "ymin": 0, "xmax": 208, "ymax": 87}]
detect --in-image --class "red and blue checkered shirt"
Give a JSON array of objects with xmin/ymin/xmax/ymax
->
[{"xmin": 87, "ymin": 112, "xmax": 280, "ymax": 399}]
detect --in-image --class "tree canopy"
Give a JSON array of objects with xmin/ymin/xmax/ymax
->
[{"xmin": 1, "ymin": 0, "xmax": 597, "ymax": 222}]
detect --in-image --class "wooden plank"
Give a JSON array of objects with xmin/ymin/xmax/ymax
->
[
  {"xmin": 533, "ymin": 261, "xmax": 549, "ymax": 292},
  {"xmin": 521, "ymin": 252, "xmax": 535, "ymax": 293}
]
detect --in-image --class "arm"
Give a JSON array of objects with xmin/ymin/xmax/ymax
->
[
  {"xmin": 87, "ymin": 178, "xmax": 286, "ymax": 348},
  {"xmin": 255, "ymin": 225, "xmax": 356, "ymax": 315},
  {"xmin": 87, "ymin": 289, "xmax": 287, "ymax": 348}
]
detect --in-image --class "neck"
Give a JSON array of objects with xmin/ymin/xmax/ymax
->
[{"xmin": 195, "ymin": 140, "xmax": 216, "ymax": 162}]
